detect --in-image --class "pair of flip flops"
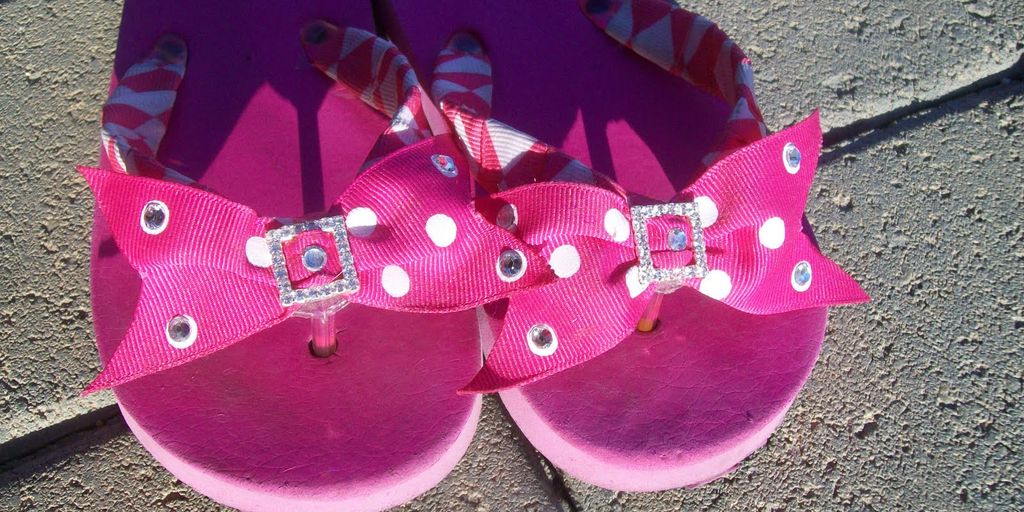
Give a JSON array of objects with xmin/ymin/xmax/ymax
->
[{"xmin": 81, "ymin": 1, "xmax": 867, "ymax": 510}]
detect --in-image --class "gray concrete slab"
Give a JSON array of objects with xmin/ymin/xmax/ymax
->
[
  {"xmin": 561, "ymin": 80, "xmax": 1024, "ymax": 510},
  {"xmin": 0, "ymin": 0, "xmax": 121, "ymax": 441},
  {"xmin": 684, "ymin": 0, "xmax": 1023, "ymax": 129},
  {"xmin": 0, "ymin": 396, "xmax": 566, "ymax": 511}
]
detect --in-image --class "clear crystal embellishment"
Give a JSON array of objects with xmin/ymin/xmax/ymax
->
[
  {"xmin": 302, "ymin": 245, "xmax": 327, "ymax": 272},
  {"xmin": 791, "ymin": 260, "xmax": 812, "ymax": 292},
  {"xmin": 497, "ymin": 249, "xmax": 527, "ymax": 282},
  {"xmin": 496, "ymin": 204, "xmax": 518, "ymax": 231},
  {"xmin": 165, "ymin": 314, "xmax": 197, "ymax": 349},
  {"xmin": 265, "ymin": 215, "xmax": 360, "ymax": 307},
  {"xmin": 668, "ymin": 228, "xmax": 688, "ymax": 251},
  {"xmin": 140, "ymin": 200, "xmax": 169, "ymax": 235},
  {"xmin": 783, "ymin": 143, "xmax": 801, "ymax": 174},
  {"xmin": 526, "ymin": 323, "xmax": 558, "ymax": 356},
  {"xmin": 431, "ymin": 154, "xmax": 459, "ymax": 178},
  {"xmin": 630, "ymin": 202, "xmax": 708, "ymax": 287}
]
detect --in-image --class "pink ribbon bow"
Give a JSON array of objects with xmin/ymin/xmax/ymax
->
[
  {"xmin": 464, "ymin": 112, "xmax": 869, "ymax": 392},
  {"xmin": 82, "ymin": 135, "xmax": 553, "ymax": 393}
]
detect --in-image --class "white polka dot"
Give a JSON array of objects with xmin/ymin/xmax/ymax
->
[
  {"xmin": 381, "ymin": 265, "xmax": 410, "ymax": 297},
  {"xmin": 425, "ymin": 214, "xmax": 458, "ymax": 247},
  {"xmin": 625, "ymin": 265, "xmax": 647, "ymax": 299},
  {"xmin": 548, "ymin": 245, "xmax": 581, "ymax": 278},
  {"xmin": 758, "ymin": 217, "xmax": 786, "ymax": 249},
  {"xmin": 346, "ymin": 207, "xmax": 378, "ymax": 237},
  {"xmin": 698, "ymin": 270, "xmax": 732, "ymax": 300},
  {"xmin": 604, "ymin": 208, "xmax": 630, "ymax": 242},
  {"xmin": 694, "ymin": 196, "xmax": 719, "ymax": 228},
  {"xmin": 245, "ymin": 236, "xmax": 272, "ymax": 268}
]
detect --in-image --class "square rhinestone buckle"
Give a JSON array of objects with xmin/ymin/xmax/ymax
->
[
  {"xmin": 265, "ymin": 216, "xmax": 360, "ymax": 307},
  {"xmin": 630, "ymin": 202, "xmax": 709, "ymax": 287}
]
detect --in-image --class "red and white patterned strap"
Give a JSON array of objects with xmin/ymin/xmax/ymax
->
[{"xmin": 428, "ymin": 0, "xmax": 770, "ymax": 192}]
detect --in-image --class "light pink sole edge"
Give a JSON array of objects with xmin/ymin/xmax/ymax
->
[
  {"xmin": 119, "ymin": 395, "xmax": 482, "ymax": 512},
  {"xmin": 499, "ymin": 388, "xmax": 795, "ymax": 491}
]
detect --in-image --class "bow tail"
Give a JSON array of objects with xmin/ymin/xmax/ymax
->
[
  {"xmin": 686, "ymin": 112, "xmax": 868, "ymax": 313},
  {"xmin": 696, "ymin": 221, "xmax": 868, "ymax": 315},
  {"xmin": 462, "ymin": 239, "xmax": 655, "ymax": 393},
  {"xmin": 84, "ymin": 266, "xmax": 286, "ymax": 393}
]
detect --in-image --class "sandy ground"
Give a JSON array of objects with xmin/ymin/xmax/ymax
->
[{"xmin": 0, "ymin": 0, "xmax": 1021, "ymax": 510}]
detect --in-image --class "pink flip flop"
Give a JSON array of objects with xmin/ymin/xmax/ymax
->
[
  {"xmin": 382, "ymin": 0, "xmax": 869, "ymax": 490},
  {"xmin": 82, "ymin": 4, "xmax": 553, "ymax": 510}
]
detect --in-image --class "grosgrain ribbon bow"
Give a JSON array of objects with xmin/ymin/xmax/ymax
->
[
  {"xmin": 464, "ymin": 113, "xmax": 869, "ymax": 392},
  {"xmin": 82, "ymin": 136, "xmax": 553, "ymax": 392}
]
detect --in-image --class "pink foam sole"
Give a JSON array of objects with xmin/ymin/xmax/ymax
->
[
  {"xmin": 120, "ymin": 381, "xmax": 481, "ymax": 512},
  {"xmin": 498, "ymin": 290, "xmax": 825, "ymax": 491},
  {"xmin": 89, "ymin": 1, "xmax": 483, "ymax": 509},
  {"xmin": 383, "ymin": 0, "xmax": 830, "ymax": 490}
]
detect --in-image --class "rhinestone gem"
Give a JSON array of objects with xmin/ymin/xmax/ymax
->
[
  {"xmin": 783, "ymin": 143, "xmax": 801, "ymax": 174},
  {"xmin": 431, "ymin": 154, "xmax": 459, "ymax": 177},
  {"xmin": 165, "ymin": 314, "xmax": 197, "ymax": 349},
  {"xmin": 302, "ymin": 245, "xmax": 327, "ymax": 272},
  {"xmin": 496, "ymin": 204, "xmax": 518, "ymax": 231},
  {"xmin": 141, "ymin": 200, "xmax": 169, "ymax": 234},
  {"xmin": 497, "ymin": 249, "xmax": 527, "ymax": 282},
  {"xmin": 791, "ymin": 261, "xmax": 812, "ymax": 292},
  {"xmin": 527, "ymin": 323, "xmax": 558, "ymax": 356},
  {"xmin": 668, "ymin": 228, "xmax": 688, "ymax": 251}
]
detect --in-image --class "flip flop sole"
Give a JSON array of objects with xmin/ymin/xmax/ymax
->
[
  {"xmin": 383, "ymin": 0, "xmax": 829, "ymax": 490},
  {"xmin": 498, "ymin": 290, "xmax": 825, "ymax": 490},
  {"xmin": 89, "ymin": 1, "xmax": 481, "ymax": 509}
]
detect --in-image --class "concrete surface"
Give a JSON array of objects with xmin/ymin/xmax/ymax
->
[
  {"xmin": 0, "ymin": 0, "xmax": 120, "ymax": 442},
  {"xmin": 0, "ymin": 0, "xmax": 1022, "ymax": 510},
  {"xmin": 686, "ymin": 0, "xmax": 1024, "ymax": 130}
]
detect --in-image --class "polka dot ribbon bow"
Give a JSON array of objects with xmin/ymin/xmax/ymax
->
[
  {"xmin": 463, "ymin": 112, "xmax": 870, "ymax": 393},
  {"xmin": 79, "ymin": 138, "xmax": 553, "ymax": 393}
]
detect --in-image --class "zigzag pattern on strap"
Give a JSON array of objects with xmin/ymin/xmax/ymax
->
[
  {"xmin": 302, "ymin": 23, "xmax": 433, "ymax": 164},
  {"xmin": 431, "ymin": 34, "xmax": 601, "ymax": 192},
  {"xmin": 100, "ymin": 35, "xmax": 187, "ymax": 181},
  {"xmin": 581, "ymin": 0, "xmax": 767, "ymax": 165}
]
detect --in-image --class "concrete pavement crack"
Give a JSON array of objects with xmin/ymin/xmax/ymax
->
[
  {"xmin": 823, "ymin": 53, "xmax": 1024, "ymax": 148},
  {"xmin": 0, "ymin": 403, "xmax": 122, "ymax": 467}
]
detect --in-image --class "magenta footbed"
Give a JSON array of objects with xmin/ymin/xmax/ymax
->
[
  {"xmin": 384, "ymin": 0, "xmax": 830, "ymax": 490},
  {"xmin": 90, "ymin": 1, "xmax": 481, "ymax": 510}
]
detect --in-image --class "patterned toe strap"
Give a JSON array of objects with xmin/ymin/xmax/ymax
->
[{"xmin": 101, "ymin": 34, "xmax": 190, "ymax": 182}]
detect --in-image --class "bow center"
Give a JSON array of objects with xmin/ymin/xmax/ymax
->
[
  {"xmin": 629, "ymin": 202, "xmax": 709, "ymax": 289},
  {"xmin": 265, "ymin": 215, "xmax": 360, "ymax": 307}
]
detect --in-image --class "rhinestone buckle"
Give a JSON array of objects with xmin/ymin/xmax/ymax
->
[
  {"xmin": 265, "ymin": 216, "xmax": 360, "ymax": 307},
  {"xmin": 630, "ymin": 202, "xmax": 709, "ymax": 287}
]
